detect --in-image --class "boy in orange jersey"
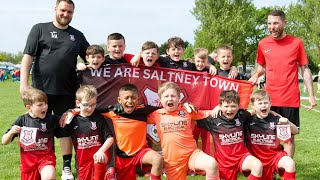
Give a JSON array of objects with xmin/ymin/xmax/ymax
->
[
  {"xmin": 100, "ymin": 84, "xmax": 163, "ymax": 180},
  {"xmin": 147, "ymin": 82, "xmax": 220, "ymax": 180}
]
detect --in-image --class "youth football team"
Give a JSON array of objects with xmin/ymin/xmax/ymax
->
[{"xmin": 1, "ymin": 5, "xmax": 307, "ymax": 180}]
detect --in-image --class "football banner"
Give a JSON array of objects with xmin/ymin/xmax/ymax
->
[
  {"xmin": 80, "ymin": 64, "xmax": 254, "ymax": 110},
  {"xmin": 19, "ymin": 127, "xmax": 37, "ymax": 150}
]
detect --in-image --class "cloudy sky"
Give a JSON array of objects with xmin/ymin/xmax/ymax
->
[{"xmin": 0, "ymin": 0, "xmax": 297, "ymax": 54}]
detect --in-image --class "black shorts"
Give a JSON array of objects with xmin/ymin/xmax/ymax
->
[
  {"xmin": 271, "ymin": 106, "xmax": 300, "ymax": 129},
  {"xmin": 47, "ymin": 94, "xmax": 75, "ymax": 116}
]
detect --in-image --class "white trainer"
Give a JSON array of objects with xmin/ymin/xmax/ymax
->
[{"xmin": 61, "ymin": 167, "xmax": 74, "ymax": 180}]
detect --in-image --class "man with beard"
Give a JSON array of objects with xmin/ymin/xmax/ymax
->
[
  {"xmin": 20, "ymin": 0, "xmax": 89, "ymax": 179},
  {"xmin": 249, "ymin": 10, "xmax": 316, "ymax": 158}
]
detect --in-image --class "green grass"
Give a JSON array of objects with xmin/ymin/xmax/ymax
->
[{"xmin": 0, "ymin": 81, "xmax": 319, "ymax": 179}]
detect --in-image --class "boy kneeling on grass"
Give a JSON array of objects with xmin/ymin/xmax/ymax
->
[{"xmin": 245, "ymin": 90, "xmax": 297, "ymax": 180}]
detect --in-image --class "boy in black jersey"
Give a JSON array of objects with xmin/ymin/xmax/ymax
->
[
  {"xmin": 245, "ymin": 90, "xmax": 297, "ymax": 180},
  {"xmin": 197, "ymin": 90, "xmax": 263, "ymax": 180},
  {"xmin": 131, "ymin": 37, "xmax": 217, "ymax": 74},
  {"xmin": 215, "ymin": 44, "xmax": 244, "ymax": 79},
  {"xmin": 2, "ymin": 88, "xmax": 65, "ymax": 180},
  {"xmin": 62, "ymin": 85, "xmax": 114, "ymax": 180}
]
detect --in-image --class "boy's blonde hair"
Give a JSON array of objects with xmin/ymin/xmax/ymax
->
[
  {"xmin": 194, "ymin": 48, "xmax": 208, "ymax": 59},
  {"xmin": 250, "ymin": 90, "xmax": 270, "ymax": 104},
  {"xmin": 76, "ymin": 85, "xmax": 98, "ymax": 102},
  {"xmin": 21, "ymin": 88, "xmax": 48, "ymax": 106},
  {"xmin": 158, "ymin": 82, "xmax": 181, "ymax": 99},
  {"xmin": 142, "ymin": 41, "xmax": 159, "ymax": 52},
  {"xmin": 216, "ymin": 44, "xmax": 233, "ymax": 55},
  {"xmin": 86, "ymin": 45, "xmax": 105, "ymax": 56},
  {"xmin": 219, "ymin": 90, "xmax": 240, "ymax": 105},
  {"xmin": 167, "ymin": 37, "xmax": 184, "ymax": 49}
]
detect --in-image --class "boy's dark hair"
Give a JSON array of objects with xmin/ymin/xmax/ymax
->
[
  {"xmin": 219, "ymin": 90, "xmax": 240, "ymax": 105},
  {"xmin": 142, "ymin": 41, "xmax": 159, "ymax": 52},
  {"xmin": 107, "ymin": 33, "xmax": 125, "ymax": 44},
  {"xmin": 216, "ymin": 44, "xmax": 233, "ymax": 55},
  {"xmin": 268, "ymin": 10, "xmax": 286, "ymax": 21},
  {"xmin": 21, "ymin": 88, "xmax": 48, "ymax": 106},
  {"xmin": 86, "ymin": 45, "xmax": 105, "ymax": 56},
  {"xmin": 167, "ymin": 37, "xmax": 184, "ymax": 49},
  {"xmin": 56, "ymin": 0, "xmax": 75, "ymax": 9},
  {"xmin": 250, "ymin": 90, "xmax": 270, "ymax": 104},
  {"xmin": 119, "ymin": 84, "xmax": 138, "ymax": 95}
]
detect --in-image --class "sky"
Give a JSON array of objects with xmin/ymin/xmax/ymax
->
[{"xmin": 0, "ymin": 0, "xmax": 297, "ymax": 55}]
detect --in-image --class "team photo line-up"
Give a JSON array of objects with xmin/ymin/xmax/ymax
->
[{"xmin": 2, "ymin": 0, "xmax": 317, "ymax": 180}]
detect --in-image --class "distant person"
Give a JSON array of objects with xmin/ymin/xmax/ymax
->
[
  {"xmin": 208, "ymin": 49, "xmax": 217, "ymax": 65},
  {"xmin": 19, "ymin": 0, "xmax": 90, "ymax": 179},
  {"xmin": 249, "ymin": 10, "xmax": 317, "ymax": 158},
  {"xmin": 2, "ymin": 88, "xmax": 65, "ymax": 180},
  {"xmin": 317, "ymin": 64, "xmax": 320, "ymax": 93}
]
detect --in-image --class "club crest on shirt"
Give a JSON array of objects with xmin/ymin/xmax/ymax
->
[
  {"xmin": 40, "ymin": 123, "xmax": 47, "ymax": 132},
  {"xmin": 269, "ymin": 122, "xmax": 275, "ymax": 130},
  {"xmin": 91, "ymin": 122, "xmax": 97, "ymax": 130},
  {"xmin": 234, "ymin": 118, "xmax": 241, "ymax": 126},
  {"xmin": 70, "ymin": 35, "xmax": 75, "ymax": 41},
  {"xmin": 183, "ymin": 61, "xmax": 188, "ymax": 68},
  {"xmin": 50, "ymin": 31, "xmax": 58, "ymax": 39},
  {"xmin": 178, "ymin": 110, "xmax": 186, "ymax": 117},
  {"xmin": 23, "ymin": 130, "xmax": 33, "ymax": 142}
]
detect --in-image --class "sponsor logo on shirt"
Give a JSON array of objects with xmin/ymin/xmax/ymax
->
[
  {"xmin": 161, "ymin": 120, "xmax": 187, "ymax": 133},
  {"xmin": 219, "ymin": 131, "xmax": 243, "ymax": 145},
  {"xmin": 77, "ymin": 135, "xmax": 101, "ymax": 149},
  {"xmin": 50, "ymin": 31, "xmax": 58, "ymax": 39},
  {"xmin": 216, "ymin": 122, "xmax": 221, "ymax": 126},
  {"xmin": 264, "ymin": 49, "xmax": 271, "ymax": 53},
  {"xmin": 250, "ymin": 133, "xmax": 276, "ymax": 145}
]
